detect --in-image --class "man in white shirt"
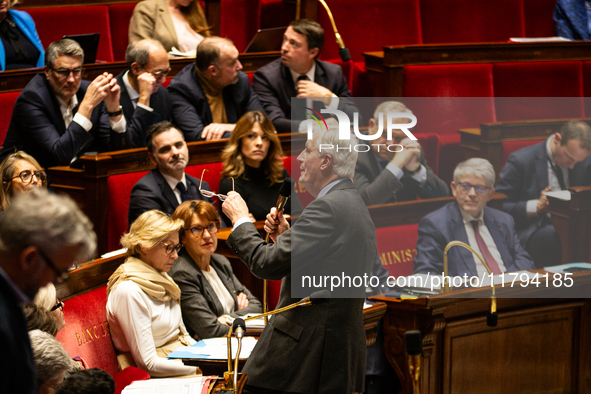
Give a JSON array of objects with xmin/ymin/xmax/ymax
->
[
  {"xmin": 115, "ymin": 39, "xmax": 172, "ymax": 149},
  {"xmin": 127, "ymin": 121, "xmax": 214, "ymax": 225},
  {"xmin": 0, "ymin": 39, "xmax": 126, "ymax": 168},
  {"xmin": 252, "ymin": 19, "xmax": 357, "ymax": 133},
  {"xmin": 496, "ymin": 120, "xmax": 591, "ymax": 267},
  {"xmin": 413, "ymin": 158, "xmax": 535, "ymax": 277}
]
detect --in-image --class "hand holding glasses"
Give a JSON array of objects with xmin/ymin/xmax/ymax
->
[{"xmin": 199, "ymin": 169, "xmax": 234, "ymax": 201}]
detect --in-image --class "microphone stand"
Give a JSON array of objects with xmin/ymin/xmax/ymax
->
[
  {"xmin": 443, "ymin": 241, "xmax": 498, "ymax": 327},
  {"xmin": 317, "ymin": 0, "xmax": 351, "ymax": 62}
]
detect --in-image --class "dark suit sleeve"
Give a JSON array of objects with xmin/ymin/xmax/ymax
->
[
  {"xmin": 252, "ymin": 70, "xmax": 296, "ymax": 134},
  {"xmin": 171, "ymin": 267, "xmax": 231, "ymax": 339},
  {"xmin": 13, "ymin": 89, "xmax": 93, "ymax": 166},
  {"xmin": 412, "ymin": 216, "xmax": 445, "ymax": 274},
  {"xmin": 496, "ymin": 154, "xmax": 530, "ymax": 227},
  {"xmin": 554, "ymin": 1, "xmax": 576, "ymax": 39},
  {"xmin": 354, "ymin": 158, "xmax": 407, "ymax": 206},
  {"xmin": 228, "ymin": 274, "xmax": 263, "ymax": 318},
  {"xmin": 219, "ymin": 177, "xmax": 237, "ymax": 227},
  {"xmin": 505, "ymin": 215, "xmax": 536, "ymax": 271},
  {"xmin": 125, "ymin": 106, "xmax": 162, "ymax": 148},
  {"xmin": 415, "ymin": 160, "xmax": 449, "ymax": 199},
  {"xmin": 128, "ymin": 180, "xmax": 165, "ymax": 226},
  {"xmin": 169, "ymin": 84, "xmax": 206, "ymax": 142}
]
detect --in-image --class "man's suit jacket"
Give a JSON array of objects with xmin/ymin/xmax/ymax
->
[
  {"xmin": 167, "ymin": 64, "xmax": 264, "ymax": 141},
  {"xmin": 169, "ymin": 251, "xmax": 262, "ymax": 340},
  {"xmin": 0, "ymin": 274, "xmax": 37, "ymax": 394},
  {"xmin": 354, "ymin": 149, "xmax": 448, "ymax": 206},
  {"xmin": 252, "ymin": 58, "xmax": 357, "ymax": 134},
  {"xmin": 496, "ymin": 141, "xmax": 591, "ymax": 245},
  {"xmin": 0, "ymin": 74, "xmax": 113, "ymax": 168},
  {"xmin": 554, "ymin": 0, "xmax": 591, "ymax": 40},
  {"xmin": 127, "ymin": 169, "xmax": 213, "ymax": 225},
  {"xmin": 226, "ymin": 179, "xmax": 376, "ymax": 393},
  {"xmin": 412, "ymin": 202, "xmax": 535, "ymax": 277},
  {"xmin": 115, "ymin": 72, "xmax": 172, "ymax": 149}
]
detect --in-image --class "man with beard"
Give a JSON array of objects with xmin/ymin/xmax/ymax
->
[{"xmin": 127, "ymin": 121, "xmax": 215, "ymax": 225}]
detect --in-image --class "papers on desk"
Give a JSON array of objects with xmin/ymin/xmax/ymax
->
[
  {"xmin": 224, "ymin": 313, "xmax": 266, "ymax": 329},
  {"xmin": 122, "ymin": 376, "xmax": 215, "ymax": 393},
  {"xmin": 544, "ymin": 262, "xmax": 591, "ymax": 274},
  {"xmin": 167, "ymin": 337, "xmax": 258, "ymax": 360},
  {"xmin": 543, "ymin": 190, "xmax": 571, "ymax": 201},
  {"xmin": 509, "ymin": 37, "xmax": 571, "ymax": 42}
]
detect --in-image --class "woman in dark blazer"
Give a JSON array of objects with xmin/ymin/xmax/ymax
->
[{"xmin": 169, "ymin": 200, "xmax": 262, "ymax": 339}]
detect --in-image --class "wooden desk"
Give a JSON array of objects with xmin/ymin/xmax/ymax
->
[
  {"xmin": 364, "ymin": 42, "xmax": 591, "ymax": 97},
  {"xmin": 370, "ymin": 270, "xmax": 591, "ymax": 394},
  {"xmin": 459, "ymin": 118, "xmax": 591, "ymax": 177}
]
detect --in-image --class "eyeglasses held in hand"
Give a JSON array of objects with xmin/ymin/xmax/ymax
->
[
  {"xmin": 456, "ymin": 182, "xmax": 490, "ymax": 195},
  {"xmin": 189, "ymin": 222, "xmax": 219, "ymax": 238},
  {"xmin": 199, "ymin": 169, "xmax": 233, "ymax": 201},
  {"xmin": 162, "ymin": 241, "xmax": 183, "ymax": 255},
  {"xmin": 12, "ymin": 170, "xmax": 47, "ymax": 184},
  {"xmin": 51, "ymin": 67, "xmax": 84, "ymax": 79}
]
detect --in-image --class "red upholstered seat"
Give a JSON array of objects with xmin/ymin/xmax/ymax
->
[
  {"xmin": 267, "ymin": 280, "xmax": 281, "ymax": 311},
  {"xmin": 317, "ymin": 0, "xmax": 422, "ymax": 62},
  {"xmin": 375, "ymin": 224, "xmax": 419, "ymax": 278},
  {"xmin": 524, "ymin": 0, "xmax": 558, "ymax": 37},
  {"xmin": 501, "ymin": 140, "xmax": 544, "ymax": 168},
  {"xmin": 27, "ymin": 6, "xmax": 114, "ymax": 62},
  {"xmin": 325, "ymin": 58, "xmax": 353, "ymax": 94},
  {"xmin": 219, "ymin": 0, "xmax": 259, "ymax": 52},
  {"xmin": 258, "ymin": 0, "xmax": 296, "ymax": 31},
  {"xmin": 0, "ymin": 91, "xmax": 20, "ymax": 148},
  {"xmin": 108, "ymin": 171, "xmax": 149, "ymax": 252},
  {"xmin": 493, "ymin": 61, "xmax": 584, "ymax": 122},
  {"xmin": 420, "ymin": 0, "xmax": 525, "ymax": 44},
  {"xmin": 114, "ymin": 367, "xmax": 150, "ymax": 394},
  {"xmin": 351, "ymin": 62, "xmax": 371, "ymax": 98},
  {"xmin": 109, "ymin": 3, "xmax": 136, "ymax": 61}
]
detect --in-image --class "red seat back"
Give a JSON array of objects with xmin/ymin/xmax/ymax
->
[
  {"xmin": 109, "ymin": 3, "xmax": 136, "ymax": 61},
  {"xmin": 107, "ymin": 171, "xmax": 149, "ymax": 252},
  {"xmin": 501, "ymin": 140, "xmax": 544, "ymax": 168},
  {"xmin": 524, "ymin": 0, "xmax": 557, "ymax": 37},
  {"xmin": 27, "ymin": 6, "xmax": 114, "ymax": 62},
  {"xmin": 0, "ymin": 91, "xmax": 20, "ymax": 148},
  {"xmin": 375, "ymin": 224, "xmax": 418, "ymax": 277},
  {"xmin": 56, "ymin": 287, "xmax": 118, "ymax": 376}
]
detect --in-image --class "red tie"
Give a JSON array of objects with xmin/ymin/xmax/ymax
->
[{"xmin": 471, "ymin": 221, "xmax": 502, "ymax": 275}]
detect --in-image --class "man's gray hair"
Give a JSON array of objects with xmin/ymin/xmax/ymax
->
[
  {"xmin": 373, "ymin": 101, "xmax": 412, "ymax": 121},
  {"xmin": 453, "ymin": 158, "xmax": 496, "ymax": 188},
  {"xmin": 29, "ymin": 330, "xmax": 72, "ymax": 386},
  {"xmin": 125, "ymin": 39, "xmax": 165, "ymax": 70},
  {"xmin": 45, "ymin": 39, "xmax": 84, "ymax": 69},
  {"xmin": 0, "ymin": 189, "xmax": 96, "ymax": 261},
  {"xmin": 312, "ymin": 121, "xmax": 358, "ymax": 179}
]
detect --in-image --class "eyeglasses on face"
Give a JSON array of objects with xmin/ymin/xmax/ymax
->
[
  {"xmin": 51, "ymin": 300, "xmax": 64, "ymax": 312},
  {"xmin": 162, "ymin": 241, "xmax": 183, "ymax": 255},
  {"xmin": 456, "ymin": 182, "xmax": 490, "ymax": 195},
  {"xmin": 51, "ymin": 67, "xmax": 84, "ymax": 79},
  {"xmin": 142, "ymin": 66, "xmax": 171, "ymax": 79},
  {"xmin": 12, "ymin": 170, "xmax": 47, "ymax": 184},
  {"xmin": 199, "ymin": 169, "xmax": 233, "ymax": 201},
  {"xmin": 188, "ymin": 222, "xmax": 219, "ymax": 238},
  {"xmin": 37, "ymin": 247, "xmax": 69, "ymax": 282}
]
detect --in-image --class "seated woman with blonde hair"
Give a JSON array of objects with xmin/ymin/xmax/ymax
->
[
  {"xmin": 106, "ymin": 210, "xmax": 198, "ymax": 377},
  {"xmin": 170, "ymin": 200, "xmax": 262, "ymax": 339},
  {"xmin": 0, "ymin": 151, "xmax": 46, "ymax": 210},
  {"xmin": 218, "ymin": 111, "xmax": 302, "ymax": 227}
]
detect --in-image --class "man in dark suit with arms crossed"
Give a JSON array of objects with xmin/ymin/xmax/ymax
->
[{"xmin": 223, "ymin": 125, "xmax": 376, "ymax": 393}]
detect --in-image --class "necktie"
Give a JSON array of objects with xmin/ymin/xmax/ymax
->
[
  {"xmin": 471, "ymin": 220, "xmax": 502, "ymax": 275},
  {"xmin": 177, "ymin": 182, "xmax": 188, "ymax": 202},
  {"xmin": 549, "ymin": 159, "xmax": 567, "ymax": 190}
]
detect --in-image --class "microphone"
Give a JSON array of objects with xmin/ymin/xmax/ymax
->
[
  {"xmin": 221, "ymin": 291, "xmax": 330, "ymax": 391},
  {"xmin": 231, "ymin": 318, "xmax": 246, "ymax": 392},
  {"xmin": 405, "ymin": 330, "xmax": 422, "ymax": 394},
  {"xmin": 318, "ymin": 0, "xmax": 351, "ymax": 62}
]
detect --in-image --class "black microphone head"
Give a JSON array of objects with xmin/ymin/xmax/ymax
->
[
  {"xmin": 310, "ymin": 290, "xmax": 331, "ymax": 304},
  {"xmin": 487, "ymin": 312, "xmax": 498, "ymax": 327},
  {"xmin": 339, "ymin": 47, "xmax": 351, "ymax": 62},
  {"xmin": 232, "ymin": 318, "xmax": 246, "ymax": 332},
  {"xmin": 279, "ymin": 177, "xmax": 292, "ymax": 197},
  {"xmin": 405, "ymin": 330, "xmax": 422, "ymax": 356}
]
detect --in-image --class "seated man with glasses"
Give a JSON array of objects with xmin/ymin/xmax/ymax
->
[
  {"xmin": 413, "ymin": 158, "xmax": 534, "ymax": 277},
  {"xmin": 128, "ymin": 121, "xmax": 219, "ymax": 226},
  {"xmin": 0, "ymin": 39, "xmax": 126, "ymax": 169},
  {"xmin": 115, "ymin": 39, "xmax": 173, "ymax": 149}
]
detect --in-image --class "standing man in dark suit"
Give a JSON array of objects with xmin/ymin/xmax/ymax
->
[
  {"xmin": 0, "ymin": 39, "xmax": 126, "ymax": 168},
  {"xmin": 168, "ymin": 37, "xmax": 264, "ymax": 142},
  {"xmin": 0, "ymin": 189, "xmax": 96, "ymax": 394},
  {"xmin": 496, "ymin": 120, "xmax": 591, "ymax": 267},
  {"xmin": 223, "ymin": 125, "xmax": 376, "ymax": 394},
  {"xmin": 252, "ymin": 19, "xmax": 357, "ymax": 134},
  {"xmin": 413, "ymin": 158, "xmax": 534, "ymax": 277},
  {"xmin": 127, "ymin": 121, "xmax": 214, "ymax": 225},
  {"xmin": 115, "ymin": 39, "xmax": 172, "ymax": 149},
  {"xmin": 354, "ymin": 101, "xmax": 448, "ymax": 206}
]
